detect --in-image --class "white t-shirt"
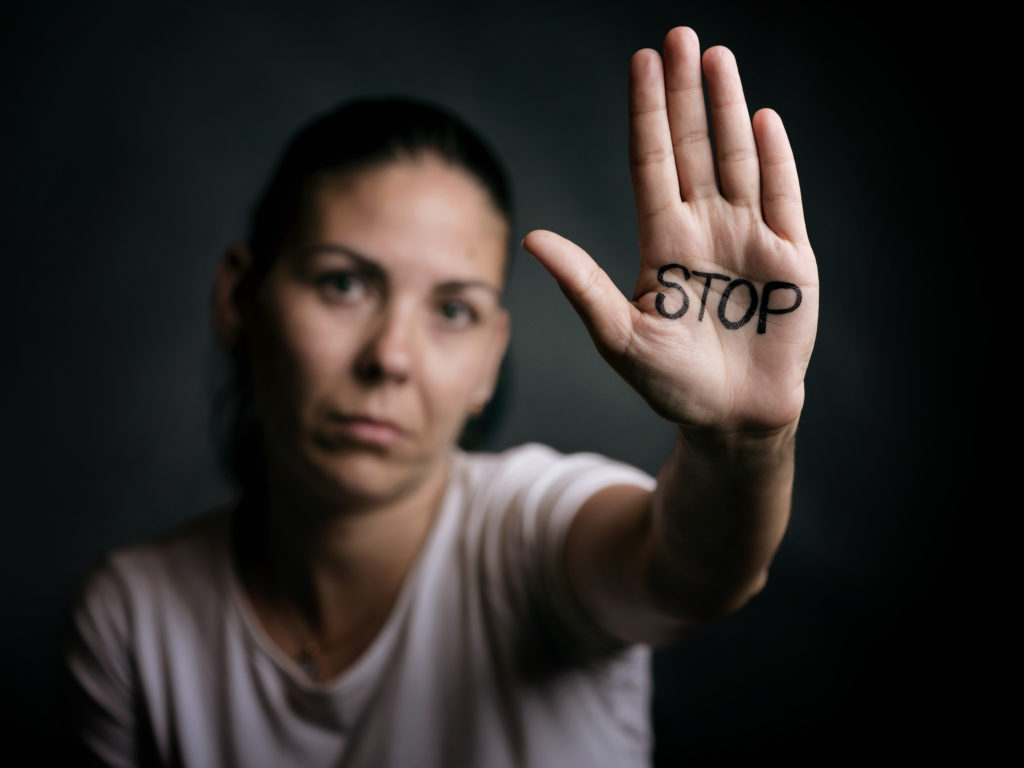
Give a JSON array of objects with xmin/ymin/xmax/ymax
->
[{"xmin": 65, "ymin": 443, "xmax": 657, "ymax": 767}]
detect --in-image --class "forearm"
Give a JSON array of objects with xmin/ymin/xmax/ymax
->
[{"xmin": 645, "ymin": 420, "xmax": 797, "ymax": 626}]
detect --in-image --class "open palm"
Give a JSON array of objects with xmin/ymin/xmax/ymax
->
[{"xmin": 524, "ymin": 27, "xmax": 819, "ymax": 433}]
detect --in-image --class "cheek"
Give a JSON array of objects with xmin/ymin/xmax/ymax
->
[
  {"xmin": 288, "ymin": 314, "xmax": 345, "ymax": 381},
  {"xmin": 253, "ymin": 303, "xmax": 355, "ymax": 416},
  {"xmin": 422, "ymin": 335, "xmax": 497, "ymax": 411}
]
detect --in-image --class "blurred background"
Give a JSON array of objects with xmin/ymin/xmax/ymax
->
[{"xmin": 1, "ymin": 0, "xmax": 1006, "ymax": 763}]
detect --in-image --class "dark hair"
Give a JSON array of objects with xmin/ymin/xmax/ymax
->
[{"xmin": 215, "ymin": 97, "xmax": 514, "ymax": 502}]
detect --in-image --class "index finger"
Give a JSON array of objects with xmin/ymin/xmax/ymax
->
[{"xmin": 753, "ymin": 108, "xmax": 808, "ymax": 243}]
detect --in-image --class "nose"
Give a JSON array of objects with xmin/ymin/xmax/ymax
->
[{"xmin": 354, "ymin": 304, "xmax": 415, "ymax": 384}]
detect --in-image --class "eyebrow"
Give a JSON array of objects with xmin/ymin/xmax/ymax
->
[
  {"xmin": 297, "ymin": 243, "xmax": 503, "ymax": 297},
  {"xmin": 297, "ymin": 244, "xmax": 386, "ymax": 284},
  {"xmin": 434, "ymin": 280, "xmax": 502, "ymax": 298}
]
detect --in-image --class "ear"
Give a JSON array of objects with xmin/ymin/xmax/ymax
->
[
  {"xmin": 471, "ymin": 308, "xmax": 511, "ymax": 413},
  {"xmin": 211, "ymin": 243, "xmax": 253, "ymax": 349}
]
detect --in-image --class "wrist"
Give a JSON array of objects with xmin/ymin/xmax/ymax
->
[{"xmin": 675, "ymin": 419, "xmax": 798, "ymax": 466}]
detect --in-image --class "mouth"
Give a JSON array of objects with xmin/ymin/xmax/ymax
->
[{"xmin": 326, "ymin": 413, "xmax": 407, "ymax": 448}]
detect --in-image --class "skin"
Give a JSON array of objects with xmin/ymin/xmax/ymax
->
[
  {"xmin": 213, "ymin": 153, "xmax": 510, "ymax": 678},
  {"xmin": 246, "ymin": 157, "xmax": 509, "ymax": 507}
]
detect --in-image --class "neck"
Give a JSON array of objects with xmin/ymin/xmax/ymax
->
[{"xmin": 234, "ymin": 451, "xmax": 451, "ymax": 651}]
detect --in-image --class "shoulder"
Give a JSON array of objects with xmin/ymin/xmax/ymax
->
[
  {"xmin": 445, "ymin": 445, "xmax": 655, "ymax": 670},
  {"xmin": 72, "ymin": 507, "xmax": 233, "ymax": 633},
  {"xmin": 453, "ymin": 442, "xmax": 655, "ymax": 513},
  {"xmin": 99, "ymin": 507, "xmax": 230, "ymax": 579},
  {"xmin": 63, "ymin": 508, "xmax": 234, "ymax": 764},
  {"xmin": 456, "ymin": 441, "xmax": 655, "ymax": 489},
  {"xmin": 66, "ymin": 506, "xmax": 235, "ymax": 686}
]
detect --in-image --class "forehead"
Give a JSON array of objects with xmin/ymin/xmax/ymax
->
[{"xmin": 298, "ymin": 155, "xmax": 509, "ymax": 289}]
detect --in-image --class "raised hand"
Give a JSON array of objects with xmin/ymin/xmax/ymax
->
[{"xmin": 524, "ymin": 27, "xmax": 819, "ymax": 435}]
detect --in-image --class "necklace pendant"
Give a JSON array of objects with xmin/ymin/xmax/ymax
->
[{"xmin": 297, "ymin": 649, "xmax": 319, "ymax": 680}]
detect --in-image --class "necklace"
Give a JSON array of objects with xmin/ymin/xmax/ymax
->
[
  {"xmin": 295, "ymin": 638, "xmax": 323, "ymax": 680},
  {"xmin": 276, "ymin": 599, "xmax": 335, "ymax": 682},
  {"xmin": 282, "ymin": 601, "xmax": 374, "ymax": 682}
]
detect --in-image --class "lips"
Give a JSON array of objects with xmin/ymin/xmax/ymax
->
[{"xmin": 326, "ymin": 413, "xmax": 407, "ymax": 448}]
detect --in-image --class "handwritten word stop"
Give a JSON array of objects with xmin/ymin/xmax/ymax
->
[{"xmin": 655, "ymin": 264, "xmax": 802, "ymax": 334}]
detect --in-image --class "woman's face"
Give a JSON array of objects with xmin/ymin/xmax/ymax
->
[{"xmin": 246, "ymin": 154, "xmax": 510, "ymax": 505}]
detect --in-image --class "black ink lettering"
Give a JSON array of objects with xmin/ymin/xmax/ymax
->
[
  {"xmin": 757, "ymin": 282, "xmax": 802, "ymax": 334},
  {"xmin": 718, "ymin": 279, "xmax": 758, "ymax": 330},
  {"xmin": 655, "ymin": 264, "xmax": 690, "ymax": 319},
  {"xmin": 691, "ymin": 271, "xmax": 731, "ymax": 321}
]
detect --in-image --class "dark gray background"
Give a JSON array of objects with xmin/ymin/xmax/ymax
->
[{"xmin": 1, "ymin": 0, "xmax": 1007, "ymax": 763}]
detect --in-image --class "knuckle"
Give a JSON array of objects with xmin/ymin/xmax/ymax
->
[
  {"xmin": 761, "ymin": 189, "xmax": 802, "ymax": 206},
  {"xmin": 718, "ymin": 146, "xmax": 758, "ymax": 165},
  {"xmin": 671, "ymin": 129, "xmax": 710, "ymax": 147},
  {"xmin": 576, "ymin": 265, "xmax": 608, "ymax": 306},
  {"xmin": 629, "ymin": 146, "xmax": 674, "ymax": 166}
]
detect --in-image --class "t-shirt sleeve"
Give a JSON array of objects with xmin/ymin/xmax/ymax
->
[
  {"xmin": 474, "ymin": 443, "xmax": 656, "ymax": 677},
  {"xmin": 62, "ymin": 557, "xmax": 140, "ymax": 767}
]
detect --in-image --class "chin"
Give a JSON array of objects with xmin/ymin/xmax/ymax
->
[{"xmin": 300, "ymin": 442, "xmax": 443, "ymax": 506}]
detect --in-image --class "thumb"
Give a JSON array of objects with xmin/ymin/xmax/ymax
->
[{"xmin": 522, "ymin": 229, "xmax": 633, "ymax": 356}]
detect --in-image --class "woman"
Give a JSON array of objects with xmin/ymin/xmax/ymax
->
[{"xmin": 64, "ymin": 27, "xmax": 819, "ymax": 767}]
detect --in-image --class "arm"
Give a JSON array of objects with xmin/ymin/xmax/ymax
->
[
  {"xmin": 563, "ymin": 425, "xmax": 796, "ymax": 645},
  {"xmin": 62, "ymin": 563, "xmax": 140, "ymax": 766},
  {"xmin": 523, "ymin": 27, "xmax": 818, "ymax": 644}
]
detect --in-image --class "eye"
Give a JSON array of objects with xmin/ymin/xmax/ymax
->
[
  {"xmin": 436, "ymin": 299, "xmax": 478, "ymax": 329},
  {"xmin": 317, "ymin": 271, "xmax": 367, "ymax": 303}
]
